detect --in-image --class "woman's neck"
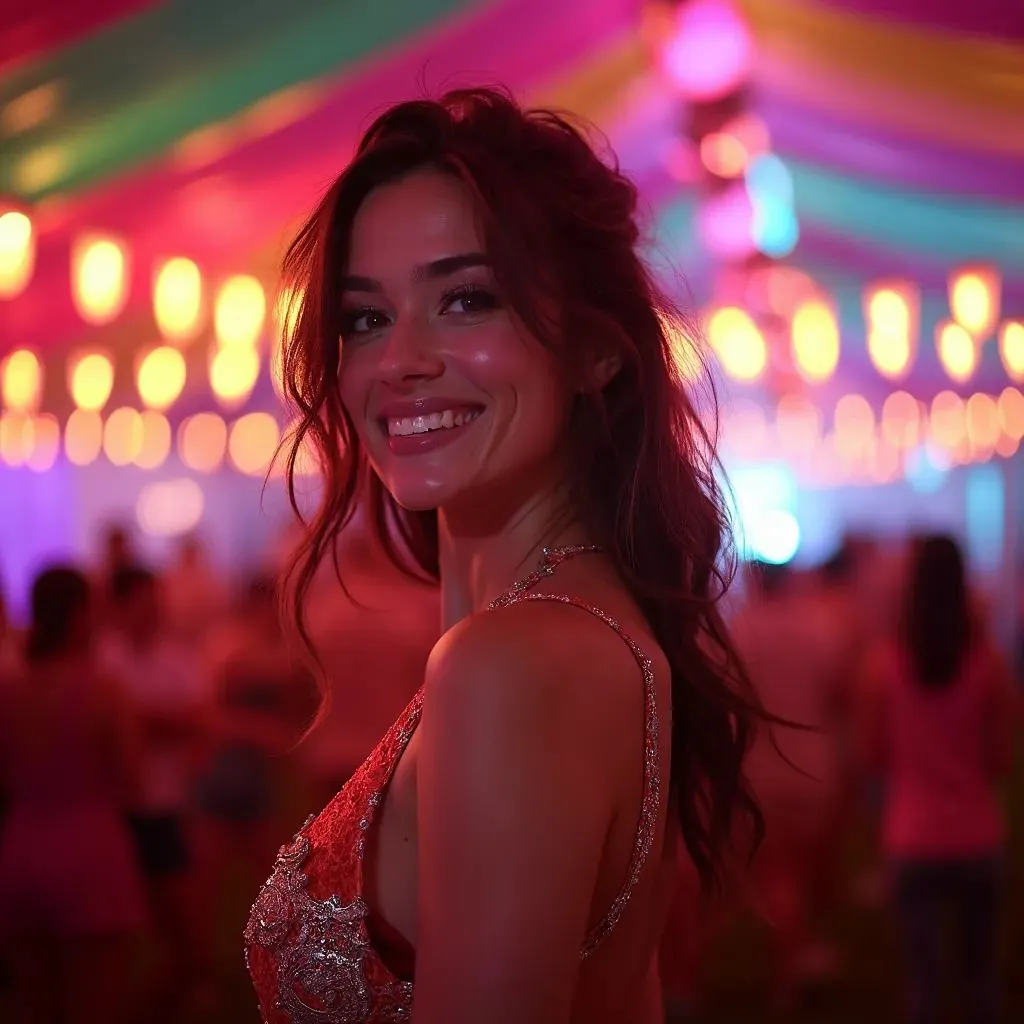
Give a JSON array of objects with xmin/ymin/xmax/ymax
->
[{"xmin": 436, "ymin": 485, "xmax": 586, "ymax": 630}]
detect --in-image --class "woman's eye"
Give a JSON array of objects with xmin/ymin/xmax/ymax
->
[
  {"xmin": 340, "ymin": 307, "xmax": 390, "ymax": 336},
  {"xmin": 441, "ymin": 286, "xmax": 499, "ymax": 316}
]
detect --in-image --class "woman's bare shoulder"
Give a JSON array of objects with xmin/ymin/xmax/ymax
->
[{"xmin": 424, "ymin": 597, "xmax": 653, "ymax": 743}]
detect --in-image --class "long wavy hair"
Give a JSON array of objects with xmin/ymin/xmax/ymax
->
[
  {"xmin": 279, "ymin": 87, "xmax": 765, "ymax": 893},
  {"xmin": 904, "ymin": 534, "xmax": 974, "ymax": 690}
]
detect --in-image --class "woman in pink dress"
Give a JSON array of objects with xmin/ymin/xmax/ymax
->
[
  {"xmin": 0, "ymin": 567, "xmax": 146, "ymax": 1024},
  {"xmin": 860, "ymin": 536, "xmax": 1016, "ymax": 1024},
  {"xmin": 246, "ymin": 87, "xmax": 767, "ymax": 1024}
]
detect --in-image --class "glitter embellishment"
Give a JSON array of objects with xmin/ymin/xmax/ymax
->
[{"xmin": 245, "ymin": 542, "xmax": 660, "ymax": 1020}]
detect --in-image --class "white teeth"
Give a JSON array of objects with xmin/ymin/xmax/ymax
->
[{"xmin": 386, "ymin": 408, "xmax": 481, "ymax": 437}]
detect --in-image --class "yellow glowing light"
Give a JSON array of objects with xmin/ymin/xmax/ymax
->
[
  {"xmin": 64, "ymin": 409, "xmax": 103, "ymax": 466},
  {"xmin": 134, "ymin": 411, "xmax": 171, "ymax": 470},
  {"xmin": 936, "ymin": 320, "xmax": 977, "ymax": 383},
  {"xmin": 999, "ymin": 321, "xmax": 1024, "ymax": 381},
  {"xmin": 881, "ymin": 391, "xmax": 922, "ymax": 449},
  {"xmin": 136, "ymin": 346, "xmax": 186, "ymax": 410},
  {"xmin": 178, "ymin": 412, "xmax": 227, "ymax": 473},
  {"xmin": 154, "ymin": 257, "xmax": 202, "ymax": 344},
  {"xmin": 210, "ymin": 344, "xmax": 260, "ymax": 407},
  {"xmin": 26, "ymin": 413, "xmax": 60, "ymax": 472},
  {"xmin": 68, "ymin": 351, "xmax": 114, "ymax": 411},
  {"xmin": 72, "ymin": 235, "xmax": 128, "ymax": 325},
  {"xmin": 1, "ymin": 348, "xmax": 42, "ymax": 413},
  {"xmin": 949, "ymin": 266, "xmax": 999, "ymax": 339},
  {"xmin": 864, "ymin": 281, "xmax": 917, "ymax": 380},
  {"xmin": 707, "ymin": 306, "xmax": 766, "ymax": 382},
  {"xmin": 997, "ymin": 387, "xmax": 1024, "ymax": 441},
  {"xmin": 102, "ymin": 406, "xmax": 144, "ymax": 466},
  {"xmin": 929, "ymin": 391, "xmax": 966, "ymax": 449},
  {"xmin": 791, "ymin": 299, "xmax": 840, "ymax": 383},
  {"xmin": 228, "ymin": 412, "xmax": 280, "ymax": 476},
  {"xmin": 137, "ymin": 478, "xmax": 205, "ymax": 537},
  {"xmin": 214, "ymin": 274, "xmax": 266, "ymax": 348},
  {"xmin": 0, "ymin": 210, "xmax": 35, "ymax": 298}
]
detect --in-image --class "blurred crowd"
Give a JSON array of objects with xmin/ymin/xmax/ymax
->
[
  {"xmin": 0, "ymin": 527, "xmax": 1021, "ymax": 1023},
  {"xmin": 0, "ymin": 522, "xmax": 439, "ymax": 1024}
]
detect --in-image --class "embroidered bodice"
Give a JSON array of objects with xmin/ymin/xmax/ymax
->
[{"xmin": 244, "ymin": 545, "xmax": 661, "ymax": 1022}]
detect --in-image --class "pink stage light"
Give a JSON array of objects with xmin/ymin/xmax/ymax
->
[
  {"xmin": 698, "ymin": 181, "xmax": 756, "ymax": 260},
  {"xmin": 661, "ymin": 0, "xmax": 754, "ymax": 102}
]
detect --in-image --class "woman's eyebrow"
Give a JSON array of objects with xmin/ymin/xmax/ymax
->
[{"xmin": 340, "ymin": 253, "xmax": 490, "ymax": 293}]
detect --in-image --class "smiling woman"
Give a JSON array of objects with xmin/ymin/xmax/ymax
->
[{"xmin": 245, "ymin": 87, "xmax": 767, "ymax": 1024}]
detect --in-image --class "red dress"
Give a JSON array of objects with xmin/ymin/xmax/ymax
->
[{"xmin": 245, "ymin": 545, "xmax": 661, "ymax": 1022}]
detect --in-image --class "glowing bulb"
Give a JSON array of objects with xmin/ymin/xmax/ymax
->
[
  {"xmin": 936, "ymin": 320, "xmax": 977, "ymax": 383},
  {"xmin": 1, "ymin": 348, "xmax": 42, "ymax": 413},
  {"xmin": 707, "ymin": 306, "xmax": 765, "ymax": 382},
  {"xmin": 864, "ymin": 281, "xmax": 917, "ymax": 380},
  {"xmin": 228, "ymin": 412, "xmax": 280, "ymax": 476},
  {"xmin": 791, "ymin": 299, "xmax": 839, "ymax": 383},
  {"xmin": 881, "ymin": 391, "xmax": 922, "ymax": 449},
  {"xmin": 134, "ymin": 411, "xmax": 171, "ymax": 469},
  {"xmin": 214, "ymin": 275, "xmax": 266, "ymax": 348},
  {"xmin": 72, "ymin": 235, "xmax": 128, "ymax": 324},
  {"xmin": 136, "ymin": 346, "xmax": 186, "ymax": 410},
  {"xmin": 64, "ymin": 409, "xmax": 103, "ymax": 466},
  {"xmin": 948, "ymin": 266, "xmax": 999, "ymax": 339},
  {"xmin": 154, "ymin": 257, "xmax": 202, "ymax": 344},
  {"xmin": 210, "ymin": 345, "xmax": 260, "ymax": 408},
  {"xmin": 102, "ymin": 406, "xmax": 144, "ymax": 466},
  {"xmin": 930, "ymin": 391, "xmax": 966, "ymax": 450},
  {"xmin": 68, "ymin": 352, "xmax": 114, "ymax": 411},
  {"xmin": 0, "ymin": 210, "xmax": 34, "ymax": 297},
  {"xmin": 999, "ymin": 321, "xmax": 1024, "ymax": 381},
  {"xmin": 966, "ymin": 393, "xmax": 1000, "ymax": 449},
  {"xmin": 26, "ymin": 414, "xmax": 60, "ymax": 472},
  {"xmin": 178, "ymin": 412, "xmax": 227, "ymax": 473},
  {"xmin": 997, "ymin": 388, "xmax": 1024, "ymax": 441}
]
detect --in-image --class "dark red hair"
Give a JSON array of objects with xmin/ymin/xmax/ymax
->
[{"xmin": 280, "ymin": 87, "xmax": 764, "ymax": 893}]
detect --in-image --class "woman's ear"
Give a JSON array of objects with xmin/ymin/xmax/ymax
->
[{"xmin": 581, "ymin": 351, "xmax": 623, "ymax": 393}]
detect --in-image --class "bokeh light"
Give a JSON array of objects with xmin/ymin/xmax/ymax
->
[
  {"xmin": 154, "ymin": 257, "xmax": 203, "ymax": 344},
  {"xmin": 215, "ymin": 274, "xmax": 266, "ymax": 348},
  {"xmin": 137, "ymin": 346, "xmax": 187, "ymax": 410},
  {"xmin": 134, "ymin": 410, "xmax": 172, "ymax": 469},
  {"xmin": 68, "ymin": 351, "xmax": 114, "ymax": 411},
  {"xmin": 999, "ymin": 321, "xmax": 1024, "ymax": 381},
  {"xmin": 64, "ymin": 409, "xmax": 103, "ymax": 466},
  {"xmin": 137, "ymin": 478, "xmax": 204, "ymax": 537},
  {"xmin": 178, "ymin": 412, "xmax": 227, "ymax": 473},
  {"xmin": 210, "ymin": 345, "xmax": 260, "ymax": 408},
  {"xmin": 72, "ymin": 235, "xmax": 128, "ymax": 324},
  {"xmin": 661, "ymin": 0, "xmax": 753, "ymax": 102},
  {"xmin": 936, "ymin": 320, "xmax": 977, "ymax": 383},
  {"xmin": 791, "ymin": 299, "xmax": 839, "ymax": 383},
  {"xmin": 0, "ymin": 210, "xmax": 34, "ymax": 298},
  {"xmin": 707, "ymin": 306, "xmax": 766, "ymax": 381},
  {"xmin": 228, "ymin": 412, "xmax": 280, "ymax": 476},
  {"xmin": 103, "ymin": 406, "xmax": 144, "ymax": 466},
  {"xmin": 948, "ymin": 266, "xmax": 999, "ymax": 339},
  {"xmin": 25, "ymin": 413, "xmax": 60, "ymax": 472},
  {"xmin": 1, "ymin": 348, "xmax": 42, "ymax": 413}
]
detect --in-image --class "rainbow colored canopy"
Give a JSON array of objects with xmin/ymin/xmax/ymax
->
[{"xmin": 2, "ymin": 0, "xmax": 1022, "ymax": 400}]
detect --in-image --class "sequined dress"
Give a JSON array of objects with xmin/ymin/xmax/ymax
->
[{"xmin": 245, "ymin": 545, "xmax": 661, "ymax": 1023}]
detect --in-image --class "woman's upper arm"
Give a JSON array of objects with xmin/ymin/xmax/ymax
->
[{"xmin": 413, "ymin": 608, "xmax": 616, "ymax": 1024}]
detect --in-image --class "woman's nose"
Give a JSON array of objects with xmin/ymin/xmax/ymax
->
[{"xmin": 376, "ymin": 319, "xmax": 444, "ymax": 385}]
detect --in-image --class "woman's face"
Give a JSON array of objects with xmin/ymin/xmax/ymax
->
[{"xmin": 336, "ymin": 168, "xmax": 573, "ymax": 516}]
